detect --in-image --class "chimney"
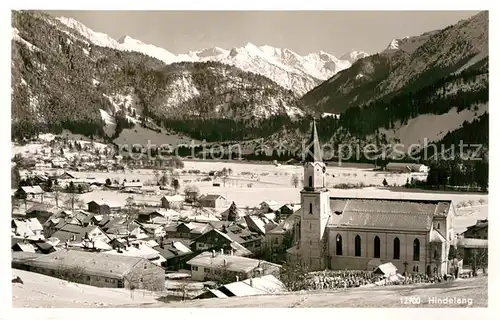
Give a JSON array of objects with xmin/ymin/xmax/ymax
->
[
  {"xmin": 236, "ymin": 276, "xmax": 239, "ymax": 282},
  {"xmin": 223, "ymin": 259, "xmax": 227, "ymax": 267},
  {"xmin": 250, "ymin": 278, "xmax": 253, "ymax": 287},
  {"xmin": 212, "ymin": 250, "xmax": 216, "ymax": 257},
  {"xmin": 231, "ymin": 249, "xmax": 234, "ymax": 256},
  {"xmin": 220, "ymin": 248, "xmax": 224, "ymax": 255}
]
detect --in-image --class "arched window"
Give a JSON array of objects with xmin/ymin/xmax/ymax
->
[
  {"xmin": 308, "ymin": 176, "xmax": 312, "ymax": 188},
  {"xmin": 393, "ymin": 237, "xmax": 400, "ymax": 259},
  {"xmin": 309, "ymin": 203, "xmax": 313, "ymax": 214},
  {"xmin": 374, "ymin": 236, "xmax": 380, "ymax": 258},
  {"xmin": 355, "ymin": 235, "xmax": 361, "ymax": 257},
  {"xmin": 336, "ymin": 234, "xmax": 342, "ymax": 255},
  {"xmin": 413, "ymin": 238, "xmax": 420, "ymax": 261}
]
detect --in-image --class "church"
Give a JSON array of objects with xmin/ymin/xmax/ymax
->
[{"xmin": 286, "ymin": 121, "xmax": 456, "ymax": 276}]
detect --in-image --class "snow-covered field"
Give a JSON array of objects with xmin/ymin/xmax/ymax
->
[
  {"xmin": 12, "ymin": 269, "xmax": 487, "ymax": 308},
  {"xmin": 166, "ymin": 276, "xmax": 487, "ymax": 308},
  {"xmin": 12, "ymin": 269, "xmax": 161, "ymax": 308},
  {"xmin": 32, "ymin": 160, "xmax": 487, "ymax": 232}
]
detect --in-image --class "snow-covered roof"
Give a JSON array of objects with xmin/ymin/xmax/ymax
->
[
  {"xmin": 162, "ymin": 194, "xmax": 184, "ymax": 202},
  {"xmin": 20, "ymin": 186, "xmax": 44, "ymax": 194}
]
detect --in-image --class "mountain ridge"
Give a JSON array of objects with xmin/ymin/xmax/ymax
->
[{"xmin": 55, "ymin": 15, "xmax": 369, "ymax": 96}]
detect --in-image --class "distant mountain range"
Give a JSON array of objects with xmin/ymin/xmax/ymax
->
[
  {"xmin": 12, "ymin": 10, "xmax": 488, "ymax": 163},
  {"xmin": 56, "ymin": 16, "xmax": 369, "ymax": 96}
]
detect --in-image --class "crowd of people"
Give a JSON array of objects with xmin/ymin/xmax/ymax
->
[
  {"xmin": 306, "ymin": 270, "xmax": 387, "ymax": 290},
  {"xmin": 305, "ymin": 270, "xmax": 461, "ymax": 290}
]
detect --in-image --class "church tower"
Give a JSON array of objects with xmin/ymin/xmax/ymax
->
[{"xmin": 299, "ymin": 120, "xmax": 330, "ymax": 271}]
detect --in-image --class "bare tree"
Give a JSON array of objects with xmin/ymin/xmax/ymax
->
[
  {"xmin": 291, "ymin": 174, "xmax": 299, "ymax": 188},
  {"xmin": 53, "ymin": 185, "xmax": 61, "ymax": 207},
  {"xmin": 470, "ymin": 248, "xmax": 488, "ymax": 276},
  {"xmin": 63, "ymin": 192, "xmax": 82, "ymax": 212},
  {"xmin": 184, "ymin": 185, "xmax": 200, "ymax": 203},
  {"xmin": 279, "ymin": 259, "xmax": 310, "ymax": 292},
  {"xmin": 153, "ymin": 170, "xmax": 160, "ymax": 185}
]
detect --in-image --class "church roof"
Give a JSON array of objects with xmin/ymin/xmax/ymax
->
[
  {"xmin": 327, "ymin": 198, "xmax": 452, "ymax": 231},
  {"xmin": 305, "ymin": 120, "xmax": 322, "ymax": 163}
]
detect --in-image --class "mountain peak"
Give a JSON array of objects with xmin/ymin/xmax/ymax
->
[{"xmin": 117, "ymin": 35, "xmax": 134, "ymax": 44}]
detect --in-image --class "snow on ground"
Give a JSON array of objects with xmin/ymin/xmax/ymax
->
[
  {"xmin": 165, "ymin": 276, "xmax": 487, "ymax": 308},
  {"xmin": 12, "ymin": 269, "xmax": 160, "ymax": 308},
  {"xmin": 379, "ymin": 104, "xmax": 488, "ymax": 149},
  {"xmin": 99, "ymin": 109, "xmax": 116, "ymax": 125},
  {"xmin": 12, "ymin": 269, "xmax": 487, "ymax": 308},
  {"xmin": 11, "ymin": 143, "xmax": 46, "ymax": 156},
  {"xmin": 12, "ymin": 28, "xmax": 41, "ymax": 52}
]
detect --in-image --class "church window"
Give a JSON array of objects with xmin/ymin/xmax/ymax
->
[
  {"xmin": 308, "ymin": 176, "xmax": 312, "ymax": 188},
  {"xmin": 309, "ymin": 203, "xmax": 313, "ymax": 214},
  {"xmin": 413, "ymin": 238, "xmax": 420, "ymax": 261},
  {"xmin": 336, "ymin": 234, "xmax": 342, "ymax": 255},
  {"xmin": 373, "ymin": 236, "xmax": 380, "ymax": 258},
  {"xmin": 355, "ymin": 235, "xmax": 361, "ymax": 257},
  {"xmin": 393, "ymin": 237, "xmax": 400, "ymax": 259},
  {"xmin": 437, "ymin": 223, "xmax": 440, "ymax": 229}
]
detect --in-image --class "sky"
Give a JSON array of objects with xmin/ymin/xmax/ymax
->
[{"xmin": 44, "ymin": 10, "xmax": 480, "ymax": 56}]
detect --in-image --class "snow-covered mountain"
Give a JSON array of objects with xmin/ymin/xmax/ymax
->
[{"xmin": 56, "ymin": 16, "xmax": 369, "ymax": 96}]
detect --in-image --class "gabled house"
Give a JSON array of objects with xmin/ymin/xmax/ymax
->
[
  {"xmin": 165, "ymin": 222, "xmax": 212, "ymax": 239},
  {"xmin": 16, "ymin": 185, "xmax": 45, "ymax": 201},
  {"xmin": 11, "ymin": 218, "xmax": 44, "ymax": 239},
  {"xmin": 25, "ymin": 203, "xmax": 60, "ymax": 224},
  {"xmin": 57, "ymin": 171, "xmax": 75, "ymax": 180},
  {"xmin": 87, "ymin": 200, "xmax": 111, "ymax": 215},
  {"xmin": 51, "ymin": 224, "xmax": 110, "ymax": 244},
  {"xmin": 259, "ymin": 200, "xmax": 280, "ymax": 213},
  {"xmin": 160, "ymin": 195, "xmax": 184, "ymax": 210},
  {"xmin": 279, "ymin": 204, "xmax": 301, "ymax": 218},
  {"xmin": 153, "ymin": 240, "xmax": 196, "ymax": 271},
  {"xmin": 197, "ymin": 194, "xmax": 226, "ymax": 208},
  {"xmin": 187, "ymin": 251, "xmax": 281, "ymax": 282},
  {"xmin": 123, "ymin": 181, "xmax": 143, "ymax": 189},
  {"xmin": 462, "ymin": 219, "xmax": 488, "ymax": 239}
]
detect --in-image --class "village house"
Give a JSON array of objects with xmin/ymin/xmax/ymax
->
[
  {"xmin": 384, "ymin": 162, "xmax": 430, "ymax": 173},
  {"xmin": 455, "ymin": 238, "xmax": 488, "ymax": 268},
  {"xmin": 197, "ymin": 194, "xmax": 226, "ymax": 208},
  {"xmin": 165, "ymin": 222, "xmax": 212, "ymax": 239},
  {"xmin": 192, "ymin": 223, "xmax": 263, "ymax": 255},
  {"xmin": 11, "ymin": 218, "xmax": 44, "ymax": 239},
  {"xmin": 462, "ymin": 219, "xmax": 488, "ymax": 239},
  {"xmin": 279, "ymin": 203, "xmax": 301, "ymax": 218},
  {"xmin": 57, "ymin": 171, "xmax": 75, "ymax": 180},
  {"xmin": 190, "ymin": 228, "xmax": 253, "ymax": 257},
  {"xmin": 87, "ymin": 200, "xmax": 121, "ymax": 215},
  {"xmin": 259, "ymin": 200, "xmax": 281, "ymax": 213},
  {"xmin": 187, "ymin": 251, "xmax": 281, "ymax": 282},
  {"xmin": 104, "ymin": 241, "xmax": 166, "ymax": 266},
  {"xmin": 195, "ymin": 274, "xmax": 287, "ymax": 299},
  {"xmin": 25, "ymin": 203, "xmax": 60, "ymax": 224},
  {"xmin": 16, "ymin": 185, "xmax": 45, "ymax": 201},
  {"xmin": 152, "ymin": 239, "xmax": 196, "ymax": 271},
  {"xmin": 160, "ymin": 194, "xmax": 184, "ymax": 210},
  {"xmin": 265, "ymin": 212, "xmax": 300, "ymax": 256},
  {"xmin": 287, "ymin": 121, "xmax": 455, "ymax": 276},
  {"xmin": 137, "ymin": 208, "xmax": 176, "ymax": 224},
  {"xmin": 12, "ymin": 249, "xmax": 165, "ymax": 291},
  {"xmin": 123, "ymin": 181, "xmax": 144, "ymax": 189},
  {"xmin": 139, "ymin": 223, "xmax": 166, "ymax": 238},
  {"xmin": 51, "ymin": 224, "xmax": 110, "ymax": 244}
]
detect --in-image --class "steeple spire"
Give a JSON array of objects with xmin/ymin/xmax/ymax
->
[{"xmin": 305, "ymin": 119, "xmax": 322, "ymax": 162}]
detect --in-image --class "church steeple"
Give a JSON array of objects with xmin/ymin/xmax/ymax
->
[
  {"xmin": 305, "ymin": 119, "xmax": 322, "ymax": 163},
  {"xmin": 303, "ymin": 120, "xmax": 326, "ymax": 191}
]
